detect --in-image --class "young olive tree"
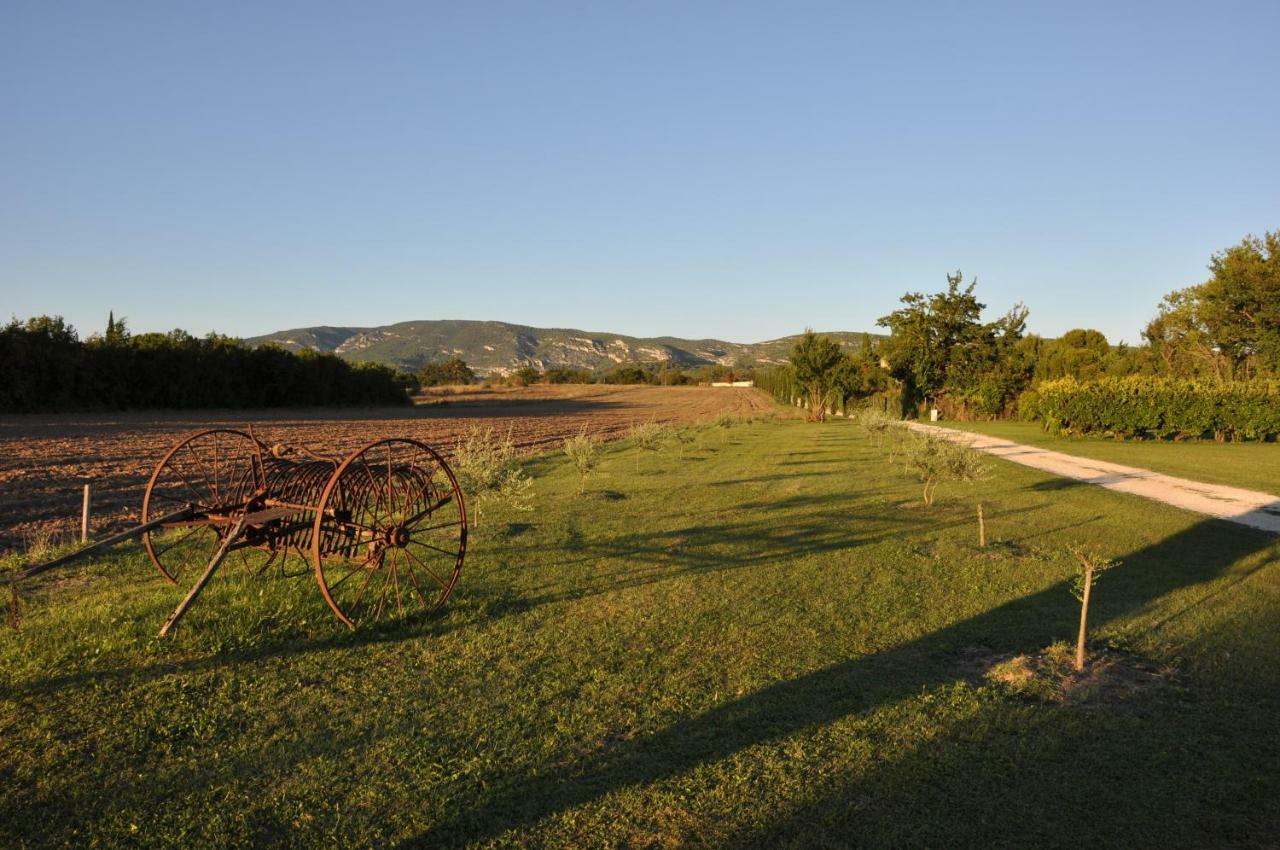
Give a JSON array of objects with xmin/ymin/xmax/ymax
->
[
  {"xmin": 857, "ymin": 407, "xmax": 891, "ymax": 447},
  {"xmin": 627, "ymin": 420, "xmax": 668, "ymax": 470},
  {"xmin": 670, "ymin": 425, "xmax": 697, "ymax": 459},
  {"xmin": 451, "ymin": 425, "xmax": 534, "ymax": 529},
  {"xmin": 1069, "ymin": 546, "xmax": 1121, "ymax": 671},
  {"xmin": 905, "ymin": 433, "xmax": 988, "ymax": 507},
  {"xmin": 563, "ymin": 428, "xmax": 602, "ymax": 495}
]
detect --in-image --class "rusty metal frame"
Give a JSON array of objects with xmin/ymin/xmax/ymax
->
[{"xmin": 12, "ymin": 429, "xmax": 467, "ymax": 637}]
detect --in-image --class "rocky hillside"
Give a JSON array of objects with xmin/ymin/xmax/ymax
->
[{"xmin": 246, "ymin": 320, "xmax": 877, "ymax": 375}]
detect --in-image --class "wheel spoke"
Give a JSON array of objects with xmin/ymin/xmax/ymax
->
[
  {"xmin": 403, "ymin": 547, "xmax": 450, "ymax": 590},
  {"xmin": 167, "ymin": 463, "xmax": 209, "ymax": 509},
  {"xmin": 183, "ymin": 442, "xmax": 218, "ymax": 504},
  {"xmin": 212, "ymin": 432, "xmax": 221, "ymax": 502},
  {"xmin": 409, "ymin": 519, "xmax": 463, "ymax": 535},
  {"xmin": 386, "ymin": 447, "xmax": 398, "ymax": 520},
  {"xmin": 412, "ymin": 540, "xmax": 464, "ymax": 560},
  {"xmin": 325, "ymin": 556, "xmax": 376, "ymax": 593},
  {"xmin": 357, "ymin": 458, "xmax": 389, "ymax": 529},
  {"xmin": 390, "ymin": 549, "xmax": 404, "ymax": 616},
  {"xmin": 152, "ymin": 524, "xmax": 204, "ymax": 559},
  {"xmin": 401, "ymin": 552, "xmax": 436, "ymax": 608},
  {"xmin": 404, "ymin": 493, "xmax": 454, "ymax": 526},
  {"xmin": 348, "ymin": 552, "xmax": 382, "ymax": 615},
  {"xmin": 372, "ymin": 564, "xmax": 392, "ymax": 621}
]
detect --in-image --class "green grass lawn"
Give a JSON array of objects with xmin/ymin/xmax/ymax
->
[
  {"xmin": 936, "ymin": 418, "xmax": 1280, "ymax": 495},
  {"xmin": 3, "ymin": 417, "xmax": 1279, "ymax": 848}
]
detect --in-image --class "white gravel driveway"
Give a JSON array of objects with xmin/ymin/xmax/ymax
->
[{"xmin": 902, "ymin": 421, "xmax": 1280, "ymax": 534}]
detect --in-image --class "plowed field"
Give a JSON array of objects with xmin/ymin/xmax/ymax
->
[{"xmin": 0, "ymin": 385, "xmax": 777, "ymax": 548}]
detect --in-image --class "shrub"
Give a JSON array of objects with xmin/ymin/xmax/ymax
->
[
  {"xmin": 601, "ymin": 364, "xmax": 650, "ymax": 385},
  {"xmin": 904, "ymin": 432, "xmax": 989, "ymax": 506},
  {"xmin": 1034, "ymin": 376, "xmax": 1280, "ymax": 440},
  {"xmin": 1016, "ymin": 388, "xmax": 1041, "ymax": 422},
  {"xmin": 450, "ymin": 426, "xmax": 534, "ymax": 527},
  {"xmin": 857, "ymin": 407, "xmax": 892, "ymax": 446},
  {"xmin": 670, "ymin": 426, "xmax": 698, "ymax": 458},
  {"xmin": 562, "ymin": 428, "xmax": 602, "ymax": 494},
  {"xmin": 545, "ymin": 368, "xmax": 593, "ymax": 384},
  {"xmin": 416, "ymin": 357, "xmax": 477, "ymax": 387},
  {"xmin": 627, "ymin": 420, "xmax": 668, "ymax": 468}
]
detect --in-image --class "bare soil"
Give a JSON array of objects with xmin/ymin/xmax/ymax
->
[{"xmin": 0, "ymin": 385, "xmax": 778, "ymax": 550}]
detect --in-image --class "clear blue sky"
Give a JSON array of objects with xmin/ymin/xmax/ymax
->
[{"xmin": 2, "ymin": 1, "xmax": 1277, "ymax": 345}]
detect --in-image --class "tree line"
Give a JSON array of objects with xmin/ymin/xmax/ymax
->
[
  {"xmin": 774, "ymin": 230, "xmax": 1280, "ymax": 429},
  {"xmin": 0, "ymin": 314, "xmax": 411, "ymax": 412}
]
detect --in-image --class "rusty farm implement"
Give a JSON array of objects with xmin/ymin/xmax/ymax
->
[{"xmin": 12, "ymin": 429, "xmax": 467, "ymax": 636}]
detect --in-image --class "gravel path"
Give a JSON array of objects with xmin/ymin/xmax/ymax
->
[{"xmin": 903, "ymin": 421, "xmax": 1280, "ymax": 534}]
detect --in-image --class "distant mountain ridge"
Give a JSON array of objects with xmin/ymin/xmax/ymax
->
[{"xmin": 246, "ymin": 320, "xmax": 878, "ymax": 375}]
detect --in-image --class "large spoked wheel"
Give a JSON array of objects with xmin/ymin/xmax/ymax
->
[
  {"xmin": 142, "ymin": 429, "xmax": 267, "ymax": 584},
  {"xmin": 311, "ymin": 438, "xmax": 467, "ymax": 629}
]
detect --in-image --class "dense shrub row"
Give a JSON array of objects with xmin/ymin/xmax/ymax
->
[
  {"xmin": 0, "ymin": 317, "xmax": 411, "ymax": 412},
  {"xmin": 1029, "ymin": 376, "xmax": 1280, "ymax": 441}
]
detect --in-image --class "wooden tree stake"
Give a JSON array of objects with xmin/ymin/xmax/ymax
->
[
  {"xmin": 1075, "ymin": 563, "xmax": 1094, "ymax": 672},
  {"xmin": 81, "ymin": 483, "xmax": 92, "ymax": 544}
]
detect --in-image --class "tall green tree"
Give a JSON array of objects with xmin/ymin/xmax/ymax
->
[
  {"xmin": 1144, "ymin": 231, "xmax": 1280, "ymax": 380},
  {"xmin": 877, "ymin": 271, "xmax": 1030, "ymax": 414},
  {"xmin": 416, "ymin": 357, "xmax": 477, "ymax": 387},
  {"xmin": 104, "ymin": 311, "xmax": 129, "ymax": 346},
  {"xmin": 790, "ymin": 329, "xmax": 846, "ymax": 421},
  {"xmin": 1201, "ymin": 230, "xmax": 1280, "ymax": 376}
]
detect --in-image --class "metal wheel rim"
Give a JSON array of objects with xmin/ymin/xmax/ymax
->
[
  {"xmin": 142, "ymin": 428, "xmax": 266, "ymax": 584},
  {"xmin": 311, "ymin": 437, "xmax": 467, "ymax": 629}
]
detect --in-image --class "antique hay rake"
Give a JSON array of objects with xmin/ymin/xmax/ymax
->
[{"xmin": 14, "ymin": 429, "xmax": 467, "ymax": 636}]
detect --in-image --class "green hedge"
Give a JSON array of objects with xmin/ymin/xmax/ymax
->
[
  {"xmin": 1035, "ymin": 377, "xmax": 1280, "ymax": 440},
  {"xmin": 0, "ymin": 318, "xmax": 411, "ymax": 412}
]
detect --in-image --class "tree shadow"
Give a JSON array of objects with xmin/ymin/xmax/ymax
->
[
  {"xmin": 1027, "ymin": 477, "xmax": 1087, "ymax": 491},
  {"xmin": 397, "ymin": 511, "xmax": 1280, "ymax": 847},
  {"xmin": 0, "ymin": 585, "xmax": 537, "ymax": 699},
  {"xmin": 506, "ymin": 498, "xmax": 1049, "ymax": 612}
]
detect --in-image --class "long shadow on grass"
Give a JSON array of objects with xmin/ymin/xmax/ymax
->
[
  {"xmin": 399, "ymin": 514, "xmax": 1280, "ymax": 848},
  {"xmin": 510, "ymin": 501, "xmax": 1053, "ymax": 610},
  {"xmin": 0, "ymin": 585, "xmax": 539, "ymax": 698}
]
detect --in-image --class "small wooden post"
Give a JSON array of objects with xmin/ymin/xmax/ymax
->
[
  {"xmin": 81, "ymin": 483, "xmax": 92, "ymax": 543},
  {"xmin": 977, "ymin": 503, "xmax": 986, "ymax": 547},
  {"xmin": 1075, "ymin": 564, "xmax": 1094, "ymax": 672}
]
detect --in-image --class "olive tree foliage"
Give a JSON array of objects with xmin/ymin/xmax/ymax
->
[
  {"xmin": 627, "ymin": 420, "xmax": 669, "ymax": 468},
  {"xmin": 876, "ymin": 272, "xmax": 1030, "ymax": 415},
  {"xmin": 562, "ymin": 428, "xmax": 602, "ymax": 494},
  {"xmin": 857, "ymin": 407, "xmax": 892, "ymax": 446},
  {"xmin": 1144, "ymin": 231, "xmax": 1280, "ymax": 381},
  {"xmin": 450, "ymin": 425, "xmax": 534, "ymax": 527},
  {"xmin": 903, "ymin": 431, "xmax": 989, "ymax": 506}
]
